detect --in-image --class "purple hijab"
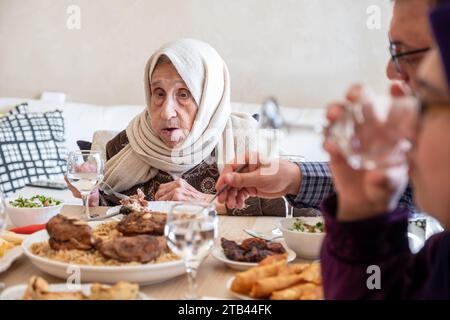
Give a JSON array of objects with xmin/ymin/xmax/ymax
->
[{"xmin": 430, "ymin": 3, "xmax": 450, "ymax": 90}]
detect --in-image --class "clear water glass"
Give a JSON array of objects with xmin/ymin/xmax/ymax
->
[
  {"xmin": 66, "ymin": 150, "xmax": 104, "ymax": 218},
  {"xmin": 165, "ymin": 202, "xmax": 218, "ymax": 300},
  {"xmin": 328, "ymin": 92, "xmax": 419, "ymax": 170},
  {"xmin": 280, "ymin": 155, "xmax": 305, "ymax": 218}
]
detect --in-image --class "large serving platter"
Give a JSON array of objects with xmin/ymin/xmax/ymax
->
[{"xmin": 22, "ymin": 220, "xmax": 185, "ymax": 285}]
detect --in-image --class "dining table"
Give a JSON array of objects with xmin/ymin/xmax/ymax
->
[{"xmin": 0, "ymin": 205, "xmax": 312, "ymax": 300}]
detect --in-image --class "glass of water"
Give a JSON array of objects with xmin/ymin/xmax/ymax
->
[
  {"xmin": 66, "ymin": 150, "xmax": 104, "ymax": 218},
  {"xmin": 280, "ymin": 155, "xmax": 305, "ymax": 218},
  {"xmin": 165, "ymin": 202, "xmax": 218, "ymax": 300},
  {"xmin": 328, "ymin": 90, "xmax": 419, "ymax": 170},
  {"xmin": 0, "ymin": 190, "xmax": 6, "ymax": 231}
]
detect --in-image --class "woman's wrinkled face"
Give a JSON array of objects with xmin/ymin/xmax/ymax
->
[
  {"xmin": 149, "ymin": 62, "xmax": 198, "ymax": 148},
  {"xmin": 410, "ymin": 49, "xmax": 450, "ymax": 228}
]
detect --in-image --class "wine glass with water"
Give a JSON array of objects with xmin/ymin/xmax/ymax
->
[
  {"xmin": 165, "ymin": 202, "xmax": 218, "ymax": 300},
  {"xmin": 66, "ymin": 150, "xmax": 104, "ymax": 218},
  {"xmin": 279, "ymin": 154, "xmax": 305, "ymax": 219}
]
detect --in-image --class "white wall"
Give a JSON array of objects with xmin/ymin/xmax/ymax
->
[{"xmin": 0, "ymin": 0, "xmax": 393, "ymax": 108}]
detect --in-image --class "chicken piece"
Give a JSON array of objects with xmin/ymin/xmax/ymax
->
[
  {"xmin": 96, "ymin": 235, "xmax": 165, "ymax": 263},
  {"xmin": 116, "ymin": 211, "xmax": 166, "ymax": 236},
  {"xmin": 46, "ymin": 215, "xmax": 94, "ymax": 250}
]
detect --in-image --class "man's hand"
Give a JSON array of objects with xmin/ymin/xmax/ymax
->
[
  {"xmin": 215, "ymin": 153, "xmax": 302, "ymax": 209},
  {"xmin": 324, "ymin": 84, "xmax": 409, "ymax": 221},
  {"xmin": 155, "ymin": 178, "xmax": 214, "ymax": 203}
]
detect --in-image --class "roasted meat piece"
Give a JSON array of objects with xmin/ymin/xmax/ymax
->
[
  {"xmin": 46, "ymin": 215, "xmax": 94, "ymax": 250},
  {"xmin": 220, "ymin": 237, "xmax": 286, "ymax": 263},
  {"xmin": 239, "ymin": 238, "xmax": 268, "ymax": 251},
  {"xmin": 96, "ymin": 235, "xmax": 165, "ymax": 263},
  {"xmin": 116, "ymin": 211, "xmax": 166, "ymax": 236}
]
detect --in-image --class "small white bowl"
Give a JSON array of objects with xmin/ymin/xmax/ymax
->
[
  {"xmin": 279, "ymin": 217, "xmax": 325, "ymax": 260},
  {"xmin": 6, "ymin": 198, "xmax": 64, "ymax": 227}
]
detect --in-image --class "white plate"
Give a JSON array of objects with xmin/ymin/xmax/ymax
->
[
  {"xmin": 105, "ymin": 201, "xmax": 178, "ymax": 219},
  {"xmin": 0, "ymin": 283, "xmax": 151, "ymax": 300},
  {"xmin": 225, "ymin": 276, "xmax": 258, "ymax": 300},
  {"xmin": 212, "ymin": 246, "xmax": 296, "ymax": 271},
  {"xmin": 0, "ymin": 246, "xmax": 23, "ymax": 273},
  {"xmin": 22, "ymin": 221, "xmax": 185, "ymax": 285}
]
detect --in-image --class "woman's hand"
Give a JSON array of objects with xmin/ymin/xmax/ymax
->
[
  {"xmin": 64, "ymin": 176, "xmax": 100, "ymax": 207},
  {"xmin": 155, "ymin": 179, "xmax": 227, "ymax": 214},
  {"xmin": 215, "ymin": 153, "xmax": 302, "ymax": 209},
  {"xmin": 155, "ymin": 178, "xmax": 214, "ymax": 202},
  {"xmin": 324, "ymin": 84, "xmax": 409, "ymax": 221}
]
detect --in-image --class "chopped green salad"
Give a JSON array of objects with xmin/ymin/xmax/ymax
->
[
  {"xmin": 9, "ymin": 195, "xmax": 62, "ymax": 208},
  {"xmin": 290, "ymin": 218, "xmax": 324, "ymax": 233}
]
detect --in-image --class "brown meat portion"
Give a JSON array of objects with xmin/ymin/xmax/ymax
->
[
  {"xmin": 46, "ymin": 215, "xmax": 94, "ymax": 250},
  {"xmin": 220, "ymin": 237, "xmax": 286, "ymax": 263},
  {"xmin": 96, "ymin": 235, "xmax": 166, "ymax": 263},
  {"xmin": 116, "ymin": 211, "xmax": 166, "ymax": 236}
]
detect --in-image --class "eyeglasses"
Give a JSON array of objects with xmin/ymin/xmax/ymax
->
[{"xmin": 389, "ymin": 41, "xmax": 431, "ymax": 74}]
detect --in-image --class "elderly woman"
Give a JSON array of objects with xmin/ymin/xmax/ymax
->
[{"xmin": 70, "ymin": 39, "xmax": 312, "ymax": 216}]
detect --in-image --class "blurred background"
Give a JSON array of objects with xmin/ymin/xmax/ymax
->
[{"xmin": 0, "ymin": 0, "xmax": 392, "ymax": 107}]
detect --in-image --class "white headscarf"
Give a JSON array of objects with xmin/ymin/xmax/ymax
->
[{"xmin": 103, "ymin": 39, "xmax": 257, "ymax": 192}]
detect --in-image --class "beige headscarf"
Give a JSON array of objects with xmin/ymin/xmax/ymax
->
[{"xmin": 103, "ymin": 39, "xmax": 257, "ymax": 192}]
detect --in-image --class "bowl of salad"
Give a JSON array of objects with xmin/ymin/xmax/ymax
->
[
  {"xmin": 6, "ymin": 195, "xmax": 64, "ymax": 227},
  {"xmin": 279, "ymin": 217, "xmax": 325, "ymax": 259}
]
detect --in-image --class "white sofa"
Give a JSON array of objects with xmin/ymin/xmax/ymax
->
[{"xmin": 0, "ymin": 95, "xmax": 328, "ymax": 205}]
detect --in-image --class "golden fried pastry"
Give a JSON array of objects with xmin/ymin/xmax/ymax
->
[
  {"xmin": 257, "ymin": 253, "xmax": 288, "ymax": 266},
  {"xmin": 250, "ymin": 274, "xmax": 304, "ymax": 298},
  {"xmin": 0, "ymin": 238, "xmax": 14, "ymax": 258},
  {"xmin": 270, "ymin": 283, "xmax": 320, "ymax": 300},
  {"xmin": 299, "ymin": 262, "xmax": 321, "ymax": 285},
  {"xmin": 89, "ymin": 281, "xmax": 139, "ymax": 300},
  {"xmin": 22, "ymin": 277, "xmax": 140, "ymax": 300},
  {"xmin": 23, "ymin": 277, "xmax": 86, "ymax": 300},
  {"xmin": 231, "ymin": 260, "xmax": 285, "ymax": 294},
  {"xmin": 0, "ymin": 230, "xmax": 26, "ymax": 245},
  {"xmin": 277, "ymin": 263, "xmax": 310, "ymax": 276}
]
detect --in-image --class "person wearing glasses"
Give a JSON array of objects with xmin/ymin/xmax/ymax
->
[
  {"xmin": 217, "ymin": 0, "xmax": 450, "ymax": 299},
  {"xmin": 215, "ymin": 0, "xmax": 439, "ymax": 213},
  {"xmin": 317, "ymin": 3, "xmax": 450, "ymax": 299}
]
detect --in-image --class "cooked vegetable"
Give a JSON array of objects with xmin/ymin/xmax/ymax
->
[
  {"xmin": 290, "ymin": 219, "xmax": 324, "ymax": 233},
  {"xmin": 9, "ymin": 195, "xmax": 61, "ymax": 208}
]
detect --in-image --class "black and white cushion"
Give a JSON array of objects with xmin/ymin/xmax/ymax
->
[{"xmin": 0, "ymin": 103, "xmax": 67, "ymax": 195}]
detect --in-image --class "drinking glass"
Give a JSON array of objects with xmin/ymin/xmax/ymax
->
[
  {"xmin": 279, "ymin": 155, "xmax": 305, "ymax": 218},
  {"xmin": 328, "ymin": 91, "xmax": 419, "ymax": 170},
  {"xmin": 165, "ymin": 202, "xmax": 218, "ymax": 300},
  {"xmin": 0, "ymin": 190, "xmax": 6, "ymax": 231},
  {"xmin": 66, "ymin": 150, "xmax": 104, "ymax": 218}
]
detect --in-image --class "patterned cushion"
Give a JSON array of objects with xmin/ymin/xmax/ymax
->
[{"xmin": 0, "ymin": 103, "xmax": 67, "ymax": 195}]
